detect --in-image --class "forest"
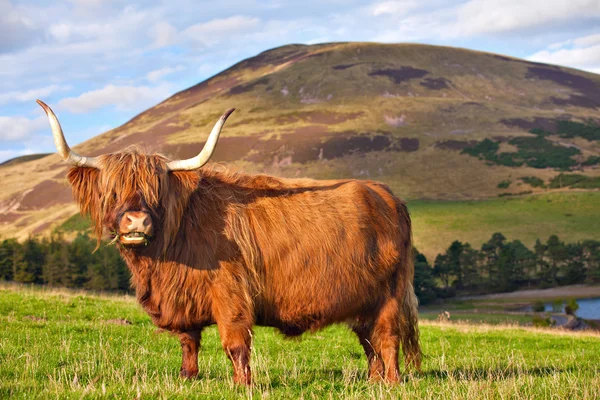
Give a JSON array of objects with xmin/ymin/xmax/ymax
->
[{"xmin": 0, "ymin": 232, "xmax": 599, "ymax": 304}]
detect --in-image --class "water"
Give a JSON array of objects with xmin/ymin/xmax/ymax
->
[{"xmin": 544, "ymin": 297, "xmax": 600, "ymax": 319}]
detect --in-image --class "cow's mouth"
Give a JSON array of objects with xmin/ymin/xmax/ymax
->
[{"xmin": 119, "ymin": 232, "xmax": 151, "ymax": 246}]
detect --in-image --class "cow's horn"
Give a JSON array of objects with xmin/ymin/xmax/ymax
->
[
  {"xmin": 166, "ymin": 108, "xmax": 235, "ymax": 171},
  {"xmin": 36, "ymin": 100, "xmax": 100, "ymax": 168}
]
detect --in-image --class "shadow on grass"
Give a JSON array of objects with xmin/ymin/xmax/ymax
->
[
  {"xmin": 265, "ymin": 367, "xmax": 370, "ymax": 389},
  {"xmin": 424, "ymin": 365, "xmax": 572, "ymax": 381}
]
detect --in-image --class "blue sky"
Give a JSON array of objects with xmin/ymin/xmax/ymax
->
[{"xmin": 1, "ymin": 0, "xmax": 600, "ymax": 163}]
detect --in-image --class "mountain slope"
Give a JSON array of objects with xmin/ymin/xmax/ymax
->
[{"xmin": 1, "ymin": 42, "xmax": 599, "ymax": 245}]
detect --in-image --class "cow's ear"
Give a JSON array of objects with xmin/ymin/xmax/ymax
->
[{"xmin": 67, "ymin": 167, "xmax": 103, "ymax": 240}]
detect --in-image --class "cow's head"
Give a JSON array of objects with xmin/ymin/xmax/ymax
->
[{"xmin": 37, "ymin": 100, "xmax": 234, "ymax": 251}]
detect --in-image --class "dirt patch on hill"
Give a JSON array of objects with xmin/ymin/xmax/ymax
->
[
  {"xmin": 164, "ymin": 135, "xmax": 262, "ymax": 163},
  {"xmin": 420, "ymin": 77, "xmax": 450, "ymax": 90},
  {"xmin": 167, "ymin": 129, "xmax": 419, "ymax": 166},
  {"xmin": 0, "ymin": 212, "xmax": 22, "ymax": 224},
  {"xmin": 552, "ymin": 95, "xmax": 598, "ymax": 109},
  {"xmin": 332, "ymin": 63, "xmax": 358, "ymax": 70},
  {"xmin": 501, "ymin": 117, "xmax": 559, "ymax": 132},
  {"xmin": 369, "ymin": 67, "xmax": 429, "ymax": 84},
  {"xmin": 526, "ymin": 67, "xmax": 600, "ymax": 109},
  {"xmin": 229, "ymin": 77, "xmax": 270, "ymax": 95},
  {"xmin": 245, "ymin": 130, "xmax": 419, "ymax": 164},
  {"xmin": 18, "ymin": 180, "xmax": 72, "ymax": 211},
  {"xmin": 99, "ymin": 116, "xmax": 189, "ymax": 155},
  {"xmin": 275, "ymin": 111, "xmax": 364, "ymax": 125},
  {"xmin": 235, "ymin": 45, "xmax": 311, "ymax": 71},
  {"xmin": 435, "ymin": 140, "xmax": 478, "ymax": 150},
  {"xmin": 399, "ymin": 138, "xmax": 419, "ymax": 152},
  {"xmin": 32, "ymin": 221, "xmax": 53, "ymax": 235},
  {"xmin": 441, "ymin": 102, "xmax": 485, "ymax": 113}
]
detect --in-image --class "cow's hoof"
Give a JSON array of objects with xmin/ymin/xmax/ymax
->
[{"xmin": 180, "ymin": 368, "xmax": 199, "ymax": 379}]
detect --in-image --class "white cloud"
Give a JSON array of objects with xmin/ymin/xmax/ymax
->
[
  {"xmin": 57, "ymin": 83, "xmax": 174, "ymax": 113},
  {"xmin": 528, "ymin": 33, "xmax": 600, "ymax": 72},
  {"xmin": 529, "ymin": 45, "xmax": 600, "ymax": 69},
  {"xmin": 0, "ymin": 84, "xmax": 71, "ymax": 106},
  {"xmin": 149, "ymin": 21, "xmax": 178, "ymax": 48},
  {"xmin": 0, "ymin": 0, "xmax": 40, "ymax": 52},
  {"xmin": 184, "ymin": 15, "xmax": 260, "ymax": 47},
  {"xmin": 372, "ymin": 1, "xmax": 418, "ymax": 17},
  {"xmin": 67, "ymin": 0, "xmax": 105, "ymax": 7},
  {"xmin": 146, "ymin": 65, "xmax": 184, "ymax": 82},
  {"xmin": 0, "ymin": 115, "xmax": 47, "ymax": 142},
  {"xmin": 455, "ymin": 0, "xmax": 600, "ymax": 36},
  {"xmin": 572, "ymin": 33, "xmax": 600, "ymax": 48}
]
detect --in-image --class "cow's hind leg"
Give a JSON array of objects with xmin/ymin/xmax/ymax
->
[
  {"xmin": 352, "ymin": 323, "xmax": 385, "ymax": 381},
  {"xmin": 217, "ymin": 322, "xmax": 252, "ymax": 385},
  {"xmin": 179, "ymin": 330, "xmax": 201, "ymax": 379},
  {"xmin": 373, "ymin": 298, "xmax": 401, "ymax": 382},
  {"xmin": 353, "ymin": 299, "xmax": 401, "ymax": 383}
]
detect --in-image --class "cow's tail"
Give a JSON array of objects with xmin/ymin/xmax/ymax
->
[{"xmin": 397, "ymin": 203, "xmax": 422, "ymax": 372}]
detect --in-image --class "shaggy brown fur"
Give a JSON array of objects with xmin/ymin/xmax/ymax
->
[{"xmin": 66, "ymin": 148, "xmax": 421, "ymax": 384}]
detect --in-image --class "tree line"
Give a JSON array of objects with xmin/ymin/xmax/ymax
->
[
  {"xmin": 414, "ymin": 233, "xmax": 600, "ymax": 304},
  {"xmin": 0, "ymin": 232, "xmax": 599, "ymax": 302},
  {"xmin": 0, "ymin": 233, "xmax": 130, "ymax": 292}
]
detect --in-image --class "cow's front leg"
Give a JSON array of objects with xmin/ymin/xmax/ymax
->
[
  {"xmin": 217, "ymin": 322, "xmax": 253, "ymax": 385},
  {"xmin": 179, "ymin": 331, "xmax": 201, "ymax": 379}
]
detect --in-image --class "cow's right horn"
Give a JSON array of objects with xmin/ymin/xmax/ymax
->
[{"xmin": 37, "ymin": 100, "xmax": 100, "ymax": 168}]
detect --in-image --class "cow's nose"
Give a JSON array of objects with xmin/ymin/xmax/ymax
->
[{"xmin": 124, "ymin": 212, "xmax": 151, "ymax": 232}]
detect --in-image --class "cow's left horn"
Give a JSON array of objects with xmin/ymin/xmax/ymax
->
[
  {"xmin": 36, "ymin": 100, "xmax": 100, "ymax": 168},
  {"xmin": 166, "ymin": 108, "xmax": 235, "ymax": 171}
]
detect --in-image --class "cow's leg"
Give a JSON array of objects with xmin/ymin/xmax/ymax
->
[
  {"xmin": 371, "ymin": 298, "xmax": 401, "ymax": 383},
  {"xmin": 179, "ymin": 330, "xmax": 201, "ymax": 379},
  {"xmin": 212, "ymin": 264, "xmax": 255, "ymax": 385},
  {"xmin": 216, "ymin": 322, "xmax": 252, "ymax": 385},
  {"xmin": 352, "ymin": 323, "xmax": 385, "ymax": 381}
]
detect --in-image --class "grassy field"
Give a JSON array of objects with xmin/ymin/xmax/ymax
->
[
  {"xmin": 1, "ymin": 284, "xmax": 599, "ymax": 399},
  {"xmin": 418, "ymin": 311, "xmax": 533, "ymax": 326},
  {"xmin": 409, "ymin": 191, "xmax": 600, "ymax": 261}
]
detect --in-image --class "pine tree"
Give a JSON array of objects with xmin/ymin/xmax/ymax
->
[
  {"xmin": 43, "ymin": 233, "xmax": 70, "ymax": 287},
  {"xmin": 13, "ymin": 237, "xmax": 45, "ymax": 284},
  {"xmin": 413, "ymin": 249, "xmax": 437, "ymax": 304},
  {"xmin": 0, "ymin": 238, "xmax": 18, "ymax": 281},
  {"xmin": 582, "ymin": 240, "xmax": 600, "ymax": 283}
]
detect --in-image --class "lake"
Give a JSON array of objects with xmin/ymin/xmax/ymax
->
[{"xmin": 545, "ymin": 297, "xmax": 600, "ymax": 319}]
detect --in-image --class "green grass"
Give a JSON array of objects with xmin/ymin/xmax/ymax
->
[
  {"xmin": 419, "ymin": 312, "xmax": 533, "ymax": 325},
  {"xmin": 57, "ymin": 214, "xmax": 93, "ymax": 233},
  {"xmin": 409, "ymin": 191, "xmax": 600, "ymax": 261},
  {"xmin": 1, "ymin": 284, "xmax": 599, "ymax": 399}
]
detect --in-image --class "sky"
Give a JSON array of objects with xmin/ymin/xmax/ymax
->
[{"xmin": 1, "ymin": 0, "xmax": 600, "ymax": 163}]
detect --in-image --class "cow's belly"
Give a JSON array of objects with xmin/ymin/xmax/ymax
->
[{"xmin": 255, "ymin": 269, "xmax": 388, "ymax": 336}]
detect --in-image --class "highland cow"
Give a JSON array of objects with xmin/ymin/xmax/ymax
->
[{"xmin": 37, "ymin": 99, "xmax": 421, "ymax": 385}]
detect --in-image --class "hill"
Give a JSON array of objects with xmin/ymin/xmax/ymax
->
[
  {"xmin": 0, "ymin": 42, "xmax": 599, "ymax": 251},
  {"xmin": 1, "ymin": 284, "xmax": 598, "ymax": 398},
  {"xmin": 0, "ymin": 153, "xmax": 51, "ymax": 168}
]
